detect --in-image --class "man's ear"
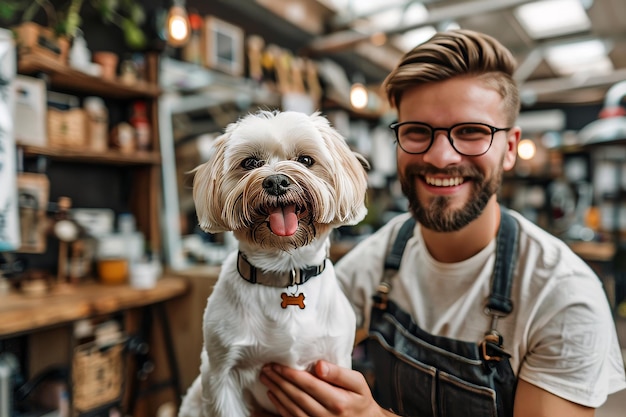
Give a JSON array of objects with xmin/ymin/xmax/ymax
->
[{"xmin": 503, "ymin": 126, "xmax": 521, "ymax": 172}]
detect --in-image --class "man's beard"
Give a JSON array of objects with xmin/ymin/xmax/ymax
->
[{"xmin": 400, "ymin": 163, "xmax": 503, "ymax": 232}]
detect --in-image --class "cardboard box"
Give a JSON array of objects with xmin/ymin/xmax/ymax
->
[{"xmin": 14, "ymin": 75, "xmax": 47, "ymax": 147}]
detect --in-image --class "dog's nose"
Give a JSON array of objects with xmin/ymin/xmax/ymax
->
[{"xmin": 263, "ymin": 174, "xmax": 291, "ymax": 196}]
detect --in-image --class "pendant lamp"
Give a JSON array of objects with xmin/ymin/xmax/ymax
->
[{"xmin": 166, "ymin": 0, "xmax": 191, "ymax": 47}]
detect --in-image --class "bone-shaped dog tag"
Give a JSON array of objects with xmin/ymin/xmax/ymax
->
[{"xmin": 281, "ymin": 292, "xmax": 305, "ymax": 309}]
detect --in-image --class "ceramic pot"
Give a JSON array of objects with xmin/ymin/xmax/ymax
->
[{"xmin": 93, "ymin": 51, "xmax": 119, "ymax": 79}]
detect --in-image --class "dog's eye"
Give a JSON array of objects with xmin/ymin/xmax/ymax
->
[
  {"xmin": 297, "ymin": 155, "xmax": 314, "ymax": 167},
  {"xmin": 241, "ymin": 157, "xmax": 264, "ymax": 170}
]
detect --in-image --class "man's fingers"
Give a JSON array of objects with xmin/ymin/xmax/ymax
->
[
  {"xmin": 260, "ymin": 364, "xmax": 326, "ymax": 417},
  {"xmin": 313, "ymin": 360, "xmax": 369, "ymax": 394}
]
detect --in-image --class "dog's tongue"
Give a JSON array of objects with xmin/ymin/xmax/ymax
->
[{"xmin": 269, "ymin": 205, "xmax": 298, "ymax": 236}]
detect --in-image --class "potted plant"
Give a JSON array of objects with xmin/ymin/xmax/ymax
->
[{"xmin": 1, "ymin": 0, "xmax": 147, "ymax": 64}]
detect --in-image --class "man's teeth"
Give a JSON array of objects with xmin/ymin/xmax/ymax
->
[{"xmin": 425, "ymin": 176, "xmax": 464, "ymax": 187}]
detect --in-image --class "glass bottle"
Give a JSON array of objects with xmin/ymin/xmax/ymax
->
[{"xmin": 130, "ymin": 101, "xmax": 151, "ymax": 151}]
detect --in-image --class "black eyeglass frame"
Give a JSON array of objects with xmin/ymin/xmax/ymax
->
[{"xmin": 389, "ymin": 121, "xmax": 513, "ymax": 156}]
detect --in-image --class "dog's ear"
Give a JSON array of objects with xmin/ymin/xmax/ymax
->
[
  {"xmin": 192, "ymin": 132, "xmax": 231, "ymax": 233},
  {"xmin": 311, "ymin": 113, "xmax": 369, "ymax": 226}
]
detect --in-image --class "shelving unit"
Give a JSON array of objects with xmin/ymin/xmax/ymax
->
[
  {"xmin": 4, "ymin": 49, "xmax": 191, "ymax": 417},
  {"xmin": 16, "ymin": 50, "xmax": 164, "ymax": 253}
]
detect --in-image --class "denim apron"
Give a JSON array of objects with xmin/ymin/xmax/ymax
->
[{"xmin": 360, "ymin": 207, "xmax": 519, "ymax": 417}]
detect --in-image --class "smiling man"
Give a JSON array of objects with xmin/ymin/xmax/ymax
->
[{"xmin": 258, "ymin": 30, "xmax": 626, "ymax": 417}]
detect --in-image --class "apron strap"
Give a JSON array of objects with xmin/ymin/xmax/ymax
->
[
  {"xmin": 482, "ymin": 206, "xmax": 519, "ymax": 361},
  {"xmin": 486, "ymin": 206, "xmax": 518, "ymax": 316},
  {"xmin": 384, "ymin": 216, "xmax": 416, "ymax": 270},
  {"xmin": 373, "ymin": 216, "xmax": 416, "ymax": 310}
]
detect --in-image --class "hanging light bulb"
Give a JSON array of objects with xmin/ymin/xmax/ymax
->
[
  {"xmin": 350, "ymin": 83, "xmax": 368, "ymax": 110},
  {"xmin": 166, "ymin": 1, "xmax": 191, "ymax": 47},
  {"xmin": 350, "ymin": 76, "xmax": 369, "ymax": 110},
  {"xmin": 518, "ymin": 139, "xmax": 537, "ymax": 160}
]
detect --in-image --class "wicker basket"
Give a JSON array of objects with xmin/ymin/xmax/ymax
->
[
  {"xmin": 72, "ymin": 342, "xmax": 125, "ymax": 413},
  {"xmin": 47, "ymin": 107, "xmax": 88, "ymax": 148}
]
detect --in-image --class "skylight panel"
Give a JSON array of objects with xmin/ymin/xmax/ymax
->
[
  {"xmin": 514, "ymin": 0, "xmax": 591, "ymax": 39},
  {"xmin": 544, "ymin": 39, "xmax": 613, "ymax": 76}
]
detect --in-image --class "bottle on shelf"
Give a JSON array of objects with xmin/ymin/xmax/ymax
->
[
  {"xmin": 84, "ymin": 96, "xmax": 109, "ymax": 152},
  {"xmin": 51, "ymin": 197, "xmax": 83, "ymax": 287},
  {"xmin": 130, "ymin": 101, "xmax": 151, "ymax": 151},
  {"xmin": 182, "ymin": 12, "xmax": 204, "ymax": 66}
]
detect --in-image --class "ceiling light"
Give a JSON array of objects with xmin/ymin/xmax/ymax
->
[
  {"xmin": 545, "ymin": 39, "xmax": 612, "ymax": 76},
  {"xmin": 514, "ymin": 0, "xmax": 591, "ymax": 39}
]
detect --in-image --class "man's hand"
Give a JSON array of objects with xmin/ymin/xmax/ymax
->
[{"xmin": 259, "ymin": 360, "xmax": 396, "ymax": 417}]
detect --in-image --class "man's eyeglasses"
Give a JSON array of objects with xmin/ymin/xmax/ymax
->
[{"xmin": 389, "ymin": 121, "xmax": 512, "ymax": 156}]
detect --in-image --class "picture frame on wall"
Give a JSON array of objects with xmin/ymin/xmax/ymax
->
[{"xmin": 203, "ymin": 16, "xmax": 244, "ymax": 77}]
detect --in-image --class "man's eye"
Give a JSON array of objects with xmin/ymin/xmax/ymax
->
[
  {"xmin": 297, "ymin": 155, "xmax": 314, "ymax": 167},
  {"xmin": 241, "ymin": 157, "xmax": 264, "ymax": 170}
]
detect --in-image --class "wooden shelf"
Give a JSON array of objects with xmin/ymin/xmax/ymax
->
[
  {"xmin": 18, "ymin": 52, "xmax": 161, "ymax": 99},
  {"xmin": 0, "ymin": 276, "xmax": 189, "ymax": 338},
  {"xmin": 19, "ymin": 145, "xmax": 161, "ymax": 165}
]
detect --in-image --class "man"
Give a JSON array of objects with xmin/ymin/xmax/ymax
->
[{"xmin": 259, "ymin": 29, "xmax": 626, "ymax": 416}]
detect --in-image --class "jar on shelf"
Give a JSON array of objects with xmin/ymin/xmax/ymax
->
[
  {"xmin": 93, "ymin": 51, "xmax": 118, "ymax": 80},
  {"xmin": 120, "ymin": 58, "xmax": 138, "ymax": 85},
  {"xmin": 84, "ymin": 96, "xmax": 108, "ymax": 152},
  {"xmin": 110, "ymin": 122, "xmax": 135, "ymax": 153}
]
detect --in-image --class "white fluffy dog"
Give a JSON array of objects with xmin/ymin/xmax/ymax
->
[{"xmin": 178, "ymin": 110, "xmax": 369, "ymax": 417}]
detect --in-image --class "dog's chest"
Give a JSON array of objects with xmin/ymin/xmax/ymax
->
[
  {"xmin": 207, "ymin": 268, "xmax": 355, "ymax": 367},
  {"xmin": 243, "ymin": 293, "xmax": 354, "ymax": 369}
]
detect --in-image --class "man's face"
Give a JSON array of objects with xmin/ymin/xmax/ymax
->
[{"xmin": 396, "ymin": 76, "xmax": 520, "ymax": 232}]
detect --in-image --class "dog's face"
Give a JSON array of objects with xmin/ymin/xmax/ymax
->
[{"xmin": 193, "ymin": 110, "xmax": 369, "ymax": 251}]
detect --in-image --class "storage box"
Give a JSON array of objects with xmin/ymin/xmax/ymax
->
[
  {"xmin": 72, "ymin": 342, "xmax": 124, "ymax": 413},
  {"xmin": 14, "ymin": 75, "xmax": 47, "ymax": 147},
  {"xmin": 47, "ymin": 107, "xmax": 88, "ymax": 147},
  {"xmin": 13, "ymin": 22, "xmax": 69, "ymax": 64}
]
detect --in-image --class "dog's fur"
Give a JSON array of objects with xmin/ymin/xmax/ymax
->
[{"xmin": 178, "ymin": 110, "xmax": 369, "ymax": 417}]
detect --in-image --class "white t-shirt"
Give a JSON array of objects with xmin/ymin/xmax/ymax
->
[{"xmin": 336, "ymin": 210, "xmax": 626, "ymax": 408}]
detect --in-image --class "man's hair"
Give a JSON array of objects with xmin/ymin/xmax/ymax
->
[{"xmin": 382, "ymin": 29, "xmax": 520, "ymax": 125}]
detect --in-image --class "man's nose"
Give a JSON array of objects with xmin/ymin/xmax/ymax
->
[{"xmin": 422, "ymin": 131, "xmax": 463, "ymax": 167}]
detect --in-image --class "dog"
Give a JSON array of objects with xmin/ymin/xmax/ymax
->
[{"xmin": 178, "ymin": 110, "xmax": 369, "ymax": 417}]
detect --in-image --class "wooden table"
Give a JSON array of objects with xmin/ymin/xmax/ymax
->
[
  {"xmin": 0, "ymin": 275, "xmax": 189, "ymax": 338},
  {"xmin": 0, "ymin": 275, "xmax": 189, "ymax": 417}
]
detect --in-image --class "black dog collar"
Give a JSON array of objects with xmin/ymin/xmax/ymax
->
[{"xmin": 237, "ymin": 251, "xmax": 326, "ymax": 287}]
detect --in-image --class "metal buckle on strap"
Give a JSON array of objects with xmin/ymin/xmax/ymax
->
[
  {"xmin": 481, "ymin": 332, "xmax": 504, "ymax": 361},
  {"xmin": 481, "ymin": 307, "xmax": 510, "ymax": 361}
]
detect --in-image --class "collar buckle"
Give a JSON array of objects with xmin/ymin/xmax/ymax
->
[{"xmin": 289, "ymin": 269, "xmax": 299, "ymax": 286}]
